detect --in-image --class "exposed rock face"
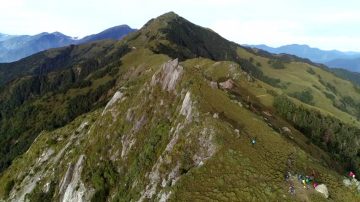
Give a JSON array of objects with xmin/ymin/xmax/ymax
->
[
  {"xmin": 59, "ymin": 155, "xmax": 91, "ymax": 202},
  {"xmin": 139, "ymin": 124, "xmax": 184, "ymax": 202},
  {"xmin": 282, "ymin": 127, "xmax": 292, "ymax": 134},
  {"xmin": 343, "ymin": 178, "xmax": 360, "ymax": 192},
  {"xmin": 10, "ymin": 172, "xmax": 42, "ymax": 202},
  {"xmin": 219, "ymin": 79, "xmax": 235, "ymax": 89},
  {"xmin": 126, "ymin": 108, "xmax": 135, "ymax": 122},
  {"xmin": 133, "ymin": 115, "xmax": 147, "ymax": 133},
  {"xmin": 102, "ymin": 91, "xmax": 124, "ymax": 115},
  {"xmin": 193, "ymin": 128, "xmax": 217, "ymax": 166},
  {"xmin": 180, "ymin": 91, "xmax": 192, "ymax": 121},
  {"xmin": 36, "ymin": 148, "xmax": 54, "ymax": 165},
  {"xmin": 151, "ymin": 59, "xmax": 183, "ymax": 92},
  {"xmin": 315, "ymin": 184, "xmax": 329, "ymax": 198},
  {"xmin": 210, "ymin": 81, "xmax": 218, "ymax": 89},
  {"xmin": 121, "ymin": 134, "xmax": 136, "ymax": 159},
  {"xmin": 158, "ymin": 191, "xmax": 172, "ymax": 202}
]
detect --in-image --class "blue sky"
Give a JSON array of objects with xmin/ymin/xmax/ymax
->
[{"xmin": 1, "ymin": 0, "xmax": 360, "ymax": 51}]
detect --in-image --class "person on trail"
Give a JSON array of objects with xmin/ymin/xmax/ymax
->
[
  {"xmin": 251, "ymin": 137, "xmax": 256, "ymax": 146},
  {"xmin": 302, "ymin": 179, "xmax": 306, "ymax": 189},
  {"xmin": 313, "ymin": 182, "xmax": 318, "ymax": 188},
  {"xmin": 298, "ymin": 174, "xmax": 302, "ymax": 182},
  {"xmin": 285, "ymin": 173, "xmax": 289, "ymax": 181},
  {"xmin": 289, "ymin": 184, "xmax": 295, "ymax": 195},
  {"xmin": 349, "ymin": 171, "xmax": 356, "ymax": 179},
  {"xmin": 285, "ymin": 171, "xmax": 291, "ymax": 181},
  {"xmin": 309, "ymin": 175, "xmax": 314, "ymax": 181}
]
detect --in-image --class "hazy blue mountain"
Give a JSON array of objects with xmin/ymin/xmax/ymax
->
[
  {"xmin": 0, "ymin": 25, "xmax": 136, "ymax": 62},
  {"xmin": 325, "ymin": 57, "xmax": 360, "ymax": 72},
  {"xmin": 0, "ymin": 32, "xmax": 75, "ymax": 62},
  {"xmin": 248, "ymin": 44, "xmax": 360, "ymax": 72},
  {"xmin": 249, "ymin": 44, "xmax": 360, "ymax": 63},
  {"xmin": 79, "ymin": 25, "xmax": 136, "ymax": 43},
  {"xmin": 0, "ymin": 33, "xmax": 16, "ymax": 42}
]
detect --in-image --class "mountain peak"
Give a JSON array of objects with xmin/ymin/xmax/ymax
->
[
  {"xmin": 79, "ymin": 24, "xmax": 136, "ymax": 43},
  {"xmin": 51, "ymin": 31, "xmax": 67, "ymax": 36},
  {"xmin": 131, "ymin": 12, "xmax": 238, "ymax": 61},
  {"xmin": 157, "ymin": 11, "xmax": 180, "ymax": 21}
]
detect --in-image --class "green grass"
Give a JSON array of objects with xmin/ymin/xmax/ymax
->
[
  {"xmin": 1, "ymin": 53, "xmax": 359, "ymax": 202},
  {"xmin": 236, "ymin": 47, "xmax": 360, "ymax": 126},
  {"xmin": 1, "ymin": 12, "xmax": 360, "ymax": 201}
]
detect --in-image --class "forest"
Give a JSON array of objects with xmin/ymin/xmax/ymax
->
[{"xmin": 274, "ymin": 95, "xmax": 360, "ymax": 175}]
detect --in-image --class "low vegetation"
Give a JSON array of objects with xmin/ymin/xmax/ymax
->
[{"xmin": 274, "ymin": 95, "xmax": 360, "ymax": 175}]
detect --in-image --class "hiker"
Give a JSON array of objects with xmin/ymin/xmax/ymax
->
[
  {"xmin": 251, "ymin": 137, "xmax": 256, "ymax": 146},
  {"xmin": 313, "ymin": 182, "xmax": 318, "ymax": 189},
  {"xmin": 302, "ymin": 179, "xmax": 306, "ymax": 189},
  {"xmin": 285, "ymin": 171, "xmax": 291, "ymax": 181},
  {"xmin": 349, "ymin": 171, "xmax": 356, "ymax": 179},
  {"xmin": 297, "ymin": 174, "xmax": 302, "ymax": 182},
  {"xmin": 309, "ymin": 175, "xmax": 314, "ymax": 181},
  {"xmin": 289, "ymin": 184, "xmax": 295, "ymax": 195},
  {"xmin": 284, "ymin": 173, "xmax": 289, "ymax": 181}
]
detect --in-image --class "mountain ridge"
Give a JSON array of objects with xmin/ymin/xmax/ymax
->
[
  {"xmin": 0, "ymin": 25, "xmax": 136, "ymax": 63},
  {"xmin": 249, "ymin": 44, "xmax": 360, "ymax": 73},
  {"xmin": 0, "ymin": 12, "xmax": 359, "ymax": 201},
  {"xmin": 249, "ymin": 44, "xmax": 360, "ymax": 61}
]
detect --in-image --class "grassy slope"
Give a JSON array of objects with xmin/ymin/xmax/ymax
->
[
  {"xmin": 1, "ymin": 53, "xmax": 358, "ymax": 201},
  {"xmin": 236, "ymin": 47, "xmax": 360, "ymax": 126},
  {"xmin": 170, "ymin": 58, "xmax": 358, "ymax": 201},
  {"xmin": 0, "ymin": 12, "xmax": 360, "ymax": 202}
]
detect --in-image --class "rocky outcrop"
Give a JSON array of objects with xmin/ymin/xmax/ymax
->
[
  {"xmin": 10, "ymin": 172, "xmax": 42, "ymax": 202},
  {"xmin": 315, "ymin": 184, "xmax": 329, "ymax": 198},
  {"xmin": 121, "ymin": 134, "xmax": 136, "ymax": 159},
  {"xmin": 151, "ymin": 59, "xmax": 183, "ymax": 92},
  {"xmin": 209, "ymin": 81, "xmax": 218, "ymax": 89},
  {"xmin": 193, "ymin": 128, "xmax": 217, "ymax": 166},
  {"xmin": 59, "ymin": 155, "xmax": 92, "ymax": 202},
  {"xmin": 180, "ymin": 91, "xmax": 192, "ymax": 121},
  {"xmin": 219, "ymin": 79, "xmax": 235, "ymax": 89},
  {"xmin": 133, "ymin": 115, "xmax": 147, "ymax": 133},
  {"xmin": 343, "ymin": 178, "xmax": 360, "ymax": 192},
  {"xmin": 102, "ymin": 91, "xmax": 124, "ymax": 115},
  {"xmin": 139, "ymin": 124, "xmax": 184, "ymax": 202}
]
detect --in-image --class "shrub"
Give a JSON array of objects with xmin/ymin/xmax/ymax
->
[
  {"xmin": 268, "ymin": 59, "xmax": 286, "ymax": 69},
  {"xmin": 273, "ymin": 95, "xmax": 360, "ymax": 175},
  {"xmin": 323, "ymin": 91, "xmax": 335, "ymax": 101},
  {"xmin": 307, "ymin": 68, "xmax": 316, "ymax": 75},
  {"xmin": 288, "ymin": 89, "xmax": 314, "ymax": 105}
]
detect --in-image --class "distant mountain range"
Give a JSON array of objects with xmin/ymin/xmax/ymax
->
[
  {"xmin": 249, "ymin": 44, "xmax": 360, "ymax": 72},
  {"xmin": 0, "ymin": 33, "xmax": 16, "ymax": 42},
  {"xmin": 0, "ymin": 25, "xmax": 136, "ymax": 63}
]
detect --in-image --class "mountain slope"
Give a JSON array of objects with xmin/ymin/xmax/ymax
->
[
  {"xmin": 331, "ymin": 68, "xmax": 360, "ymax": 86},
  {"xmin": 326, "ymin": 57, "xmax": 360, "ymax": 72},
  {"xmin": 0, "ymin": 33, "xmax": 16, "ymax": 42},
  {"xmin": 0, "ymin": 40, "xmax": 130, "ymax": 172},
  {"xmin": 0, "ymin": 25, "xmax": 136, "ymax": 63},
  {"xmin": 0, "ymin": 12, "xmax": 359, "ymax": 201},
  {"xmin": 0, "ymin": 32, "xmax": 75, "ymax": 62},
  {"xmin": 79, "ymin": 25, "xmax": 136, "ymax": 44},
  {"xmin": 249, "ymin": 44, "xmax": 360, "ymax": 63}
]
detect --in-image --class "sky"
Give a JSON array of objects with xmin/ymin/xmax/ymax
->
[{"xmin": 1, "ymin": 0, "xmax": 360, "ymax": 51}]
